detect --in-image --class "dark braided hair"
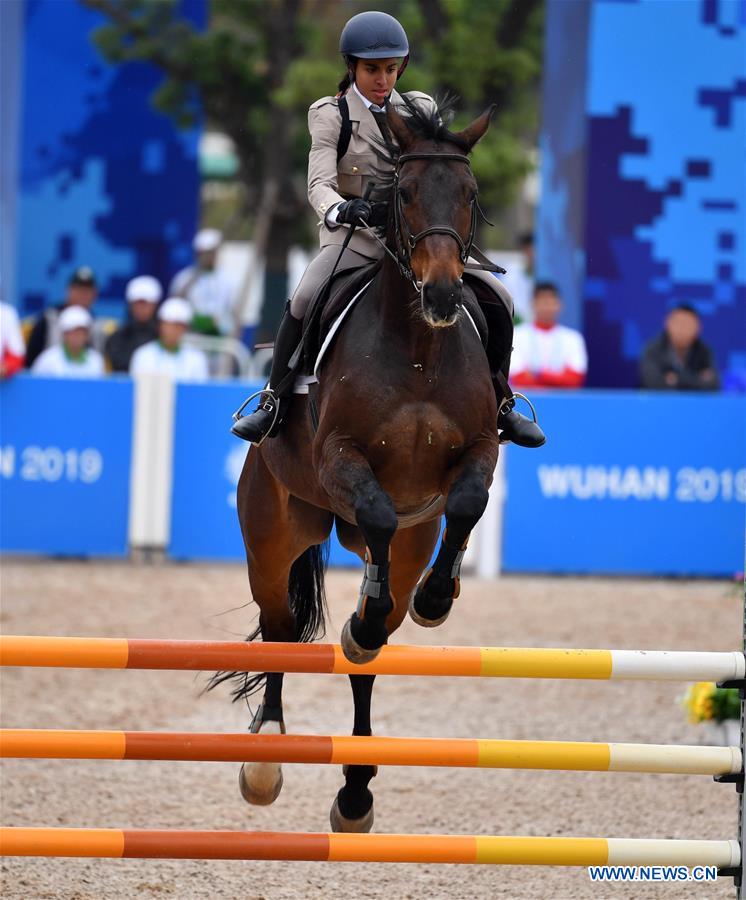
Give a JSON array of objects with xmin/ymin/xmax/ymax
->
[{"xmin": 337, "ymin": 55, "xmax": 357, "ymax": 94}]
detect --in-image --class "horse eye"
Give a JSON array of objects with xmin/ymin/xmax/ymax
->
[{"xmin": 399, "ymin": 188, "xmax": 411, "ymax": 205}]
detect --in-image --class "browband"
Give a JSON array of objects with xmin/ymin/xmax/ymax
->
[{"xmin": 397, "ymin": 152, "xmax": 471, "ymax": 167}]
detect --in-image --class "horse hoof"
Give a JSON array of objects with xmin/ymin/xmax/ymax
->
[
  {"xmin": 238, "ymin": 762, "xmax": 283, "ymax": 806},
  {"xmin": 329, "ymin": 796, "xmax": 374, "ymax": 833},
  {"xmin": 408, "ymin": 591, "xmax": 451, "ymax": 628},
  {"xmin": 340, "ymin": 618, "xmax": 382, "ymax": 665}
]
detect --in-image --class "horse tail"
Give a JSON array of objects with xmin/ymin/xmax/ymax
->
[
  {"xmin": 289, "ymin": 541, "xmax": 330, "ymax": 643},
  {"xmin": 205, "ymin": 541, "xmax": 329, "ymax": 704}
]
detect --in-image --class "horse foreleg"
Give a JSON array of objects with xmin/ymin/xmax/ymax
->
[
  {"xmin": 330, "ymin": 673, "xmax": 377, "ymax": 832},
  {"xmin": 319, "ymin": 445, "xmax": 397, "ymax": 664},
  {"xmin": 409, "ymin": 444, "xmax": 498, "ymax": 626}
]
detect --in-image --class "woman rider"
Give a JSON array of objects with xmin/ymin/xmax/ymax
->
[{"xmin": 232, "ymin": 11, "xmax": 545, "ymax": 448}]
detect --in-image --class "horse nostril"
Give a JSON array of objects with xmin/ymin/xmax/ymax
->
[{"xmin": 422, "ymin": 281, "xmax": 463, "ymax": 323}]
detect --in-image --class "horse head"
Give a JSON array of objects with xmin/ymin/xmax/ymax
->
[{"xmin": 386, "ymin": 101, "xmax": 495, "ymax": 327}]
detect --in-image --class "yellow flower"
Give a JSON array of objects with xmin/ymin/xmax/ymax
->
[{"xmin": 683, "ymin": 682, "xmax": 717, "ymax": 723}]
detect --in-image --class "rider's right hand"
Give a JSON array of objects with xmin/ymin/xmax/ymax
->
[{"xmin": 336, "ymin": 198, "xmax": 373, "ymax": 226}]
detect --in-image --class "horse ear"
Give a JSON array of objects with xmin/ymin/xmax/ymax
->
[
  {"xmin": 386, "ymin": 104, "xmax": 414, "ymax": 152},
  {"xmin": 450, "ymin": 104, "xmax": 497, "ymax": 151}
]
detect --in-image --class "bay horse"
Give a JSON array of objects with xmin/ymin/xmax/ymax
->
[{"xmin": 218, "ymin": 101, "xmax": 504, "ymax": 832}]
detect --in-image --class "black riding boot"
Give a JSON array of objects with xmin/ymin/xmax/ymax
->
[
  {"xmin": 495, "ymin": 371, "xmax": 546, "ymax": 448},
  {"xmin": 478, "ymin": 297, "xmax": 546, "ymax": 449},
  {"xmin": 231, "ymin": 308, "xmax": 303, "ymax": 444}
]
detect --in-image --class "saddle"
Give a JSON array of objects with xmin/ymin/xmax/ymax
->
[
  {"xmin": 280, "ymin": 262, "xmax": 493, "ymax": 410},
  {"xmin": 299, "ymin": 258, "xmax": 382, "ymax": 375}
]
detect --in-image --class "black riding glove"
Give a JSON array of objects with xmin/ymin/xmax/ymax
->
[
  {"xmin": 336, "ymin": 198, "xmax": 372, "ymax": 226},
  {"xmin": 367, "ymin": 201, "xmax": 389, "ymax": 228}
]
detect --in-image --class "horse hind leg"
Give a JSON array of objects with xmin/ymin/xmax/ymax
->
[
  {"xmin": 410, "ymin": 460, "xmax": 492, "ymax": 627},
  {"xmin": 238, "ymin": 670, "xmax": 286, "ymax": 805},
  {"xmin": 330, "ymin": 674, "xmax": 376, "ymax": 832},
  {"xmin": 234, "ymin": 447, "xmax": 332, "ymax": 805}
]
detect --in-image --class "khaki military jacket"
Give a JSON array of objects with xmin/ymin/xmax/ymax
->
[{"xmin": 307, "ymin": 87, "xmax": 437, "ymax": 258}]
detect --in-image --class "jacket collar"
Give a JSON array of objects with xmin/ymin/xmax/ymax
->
[{"xmin": 345, "ymin": 86, "xmax": 403, "ymax": 122}]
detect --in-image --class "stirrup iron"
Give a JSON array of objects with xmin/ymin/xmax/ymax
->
[
  {"xmin": 498, "ymin": 391, "xmax": 540, "ymax": 445},
  {"xmin": 232, "ymin": 388, "xmax": 282, "ymax": 447}
]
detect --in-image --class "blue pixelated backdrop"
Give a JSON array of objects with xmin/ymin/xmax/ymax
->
[
  {"xmin": 539, "ymin": 0, "xmax": 745, "ymax": 389},
  {"xmin": 3, "ymin": 0, "xmax": 205, "ymax": 319}
]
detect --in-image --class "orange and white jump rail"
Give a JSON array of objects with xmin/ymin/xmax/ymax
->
[
  {"xmin": 1, "ymin": 730, "xmax": 742, "ymax": 776},
  {"xmin": 0, "ymin": 828, "xmax": 741, "ymax": 868},
  {"xmin": 2, "ymin": 636, "xmax": 744, "ymax": 681}
]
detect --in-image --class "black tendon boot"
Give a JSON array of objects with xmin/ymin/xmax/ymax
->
[{"xmin": 231, "ymin": 307, "xmax": 303, "ymax": 444}]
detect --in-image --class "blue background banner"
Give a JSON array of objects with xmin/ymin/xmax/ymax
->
[
  {"xmin": 0, "ymin": 375, "xmax": 133, "ymax": 556},
  {"xmin": 502, "ymin": 391, "xmax": 746, "ymax": 576},
  {"xmin": 3, "ymin": 377, "xmax": 743, "ymax": 576},
  {"xmin": 8, "ymin": 0, "xmax": 205, "ymax": 320},
  {"xmin": 169, "ymin": 381, "xmax": 359, "ymax": 565},
  {"xmin": 539, "ymin": 0, "xmax": 746, "ymax": 390}
]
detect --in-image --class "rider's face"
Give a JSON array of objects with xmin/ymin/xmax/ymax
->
[{"xmin": 354, "ymin": 58, "xmax": 399, "ymax": 105}]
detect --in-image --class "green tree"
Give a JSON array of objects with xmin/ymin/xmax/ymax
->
[
  {"xmin": 405, "ymin": 0, "xmax": 544, "ymax": 216},
  {"xmin": 83, "ymin": 0, "xmax": 543, "ymax": 339},
  {"xmin": 84, "ymin": 0, "xmax": 310, "ymax": 339}
]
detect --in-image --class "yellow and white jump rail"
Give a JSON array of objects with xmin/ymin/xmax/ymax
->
[
  {"xmin": 1, "ymin": 729, "xmax": 742, "ymax": 776},
  {"xmin": 0, "ymin": 828, "xmax": 741, "ymax": 868},
  {"xmin": 2, "ymin": 636, "xmax": 744, "ymax": 681}
]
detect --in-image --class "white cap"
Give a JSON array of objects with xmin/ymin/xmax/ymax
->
[
  {"xmin": 193, "ymin": 228, "xmax": 222, "ymax": 253},
  {"xmin": 126, "ymin": 275, "xmax": 162, "ymax": 304},
  {"xmin": 59, "ymin": 305, "xmax": 92, "ymax": 332},
  {"xmin": 158, "ymin": 297, "xmax": 192, "ymax": 325}
]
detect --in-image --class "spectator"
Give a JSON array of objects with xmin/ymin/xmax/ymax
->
[
  {"xmin": 31, "ymin": 306, "xmax": 105, "ymax": 378},
  {"xmin": 640, "ymin": 303, "xmax": 720, "ymax": 391},
  {"xmin": 105, "ymin": 275, "xmax": 162, "ymax": 372},
  {"xmin": 511, "ymin": 281, "xmax": 587, "ymax": 388},
  {"xmin": 169, "ymin": 228, "xmax": 236, "ymax": 336},
  {"xmin": 25, "ymin": 267, "xmax": 103, "ymax": 368},
  {"xmin": 130, "ymin": 297, "xmax": 208, "ymax": 382},
  {"xmin": 1, "ymin": 302, "xmax": 26, "ymax": 380},
  {"xmin": 498, "ymin": 231, "xmax": 534, "ymax": 322}
]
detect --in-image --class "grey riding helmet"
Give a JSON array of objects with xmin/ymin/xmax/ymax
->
[{"xmin": 339, "ymin": 11, "xmax": 409, "ymax": 71}]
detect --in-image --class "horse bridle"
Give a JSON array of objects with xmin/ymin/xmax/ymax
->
[
  {"xmin": 355, "ymin": 150, "xmax": 506, "ymax": 292},
  {"xmin": 394, "ymin": 152, "xmax": 477, "ymax": 279}
]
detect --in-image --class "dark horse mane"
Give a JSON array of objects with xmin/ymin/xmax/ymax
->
[{"xmin": 398, "ymin": 92, "xmax": 471, "ymax": 152}]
